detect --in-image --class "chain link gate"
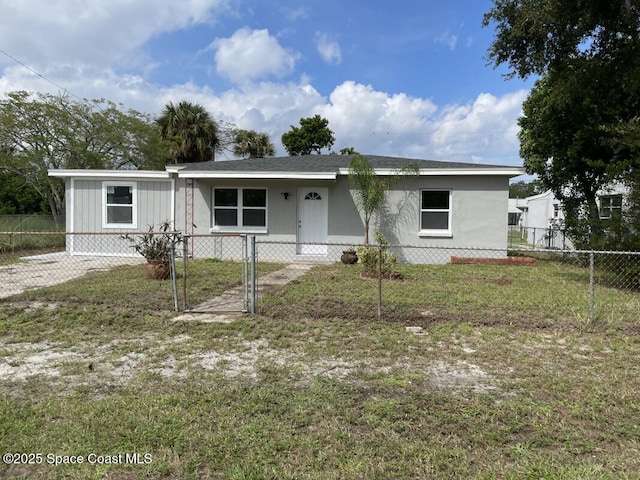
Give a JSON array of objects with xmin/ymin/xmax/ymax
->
[{"xmin": 180, "ymin": 234, "xmax": 249, "ymax": 315}]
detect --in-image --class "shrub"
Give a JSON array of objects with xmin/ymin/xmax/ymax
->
[
  {"xmin": 356, "ymin": 231, "xmax": 397, "ymax": 277},
  {"xmin": 122, "ymin": 221, "xmax": 182, "ymax": 264}
]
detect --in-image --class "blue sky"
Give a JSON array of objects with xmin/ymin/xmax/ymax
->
[{"xmin": 0, "ymin": 0, "xmax": 532, "ymax": 168}]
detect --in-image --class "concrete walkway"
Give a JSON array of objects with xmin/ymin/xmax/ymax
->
[{"xmin": 172, "ymin": 263, "xmax": 314, "ymax": 323}]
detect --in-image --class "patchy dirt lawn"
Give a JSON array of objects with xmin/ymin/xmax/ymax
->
[{"xmin": 0, "ymin": 305, "xmax": 500, "ymax": 401}]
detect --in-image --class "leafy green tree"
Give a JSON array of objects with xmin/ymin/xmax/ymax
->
[
  {"xmin": 484, "ymin": 0, "xmax": 640, "ymax": 80},
  {"xmin": 348, "ymin": 153, "xmax": 417, "ymax": 244},
  {"xmin": 518, "ymin": 66, "xmax": 628, "ymax": 247},
  {"xmin": 0, "ymin": 91, "xmax": 166, "ymax": 222},
  {"xmin": 607, "ymin": 119, "xmax": 640, "ymax": 250},
  {"xmin": 509, "ymin": 179, "xmax": 543, "ymax": 198},
  {"xmin": 233, "ymin": 129, "xmax": 276, "ymax": 158},
  {"xmin": 156, "ymin": 101, "xmax": 219, "ymax": 163},
  {"xmin": 484, "ymin": 0, "xmax": 640, "ymax": 248},
  {"xmin": 0, "ymin": 171, "xmax": 49, "ymax": 214},
  {"xmin": 281, "ymin": 114, "xmax": 335, "ymax": 156},
  {"xmin": 340, "ymin": 146, "xmax": 357, "ymax": 155}
]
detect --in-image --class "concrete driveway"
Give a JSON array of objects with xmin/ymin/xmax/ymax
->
[{"xmin": 0, "ymin": 252, "xmax": 145, "ymax": 299}]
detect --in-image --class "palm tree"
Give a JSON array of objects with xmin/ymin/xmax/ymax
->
[
  {"xmin": 349, "ymin": 154, "xmax": 418, "ymax": 244},
  {"xmin": 233, "ymin": 129, "xmax": 276, "ymax": 158},
  {"xmin": 156, "ymin": 101, "xmax": 219, "ymax": 163}
]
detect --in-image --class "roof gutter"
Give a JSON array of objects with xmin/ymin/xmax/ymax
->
[
  {"xmin": 337, "ymin": 167, "xmax": 526, "ymax": 177},
  {"xmin": 48, "ymin": 169, "xmax": 171, "ymax": 179},
  {"xmin": 421, "ymin": 167, "xmax": 524, "ymax": 177},
  {"xmin": 176, "ymin": 171, "xmax": 338, "ymax": 180}
]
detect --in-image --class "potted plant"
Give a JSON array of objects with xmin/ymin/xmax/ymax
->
[
  {"xmin": 340, "ymin": 247, "xmax": 358, "ymax": 265},
  {"xmin": 122, "ymin": 221, "xmax": 182, "ymax": 280}
]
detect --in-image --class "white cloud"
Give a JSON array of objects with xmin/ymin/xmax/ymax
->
[
  {"xmin": 0, "ymin": 0, "xmax": 229, "ymax": 69},
  {"xmin": 431, "ymin": 91, "xmax": 528, "ymax": 162},
  {"xmin": 282, "ymin": 7, "xmax": 308, "ymax": 22},
  {"xmin": 435, "ymin": 32, "xmax": 458, "ymax": 51},
  {"xmin": 315, "ymin": 33, "xmax": 342, "ymax": 65},
  {"xmin": 313, "ymin": 82, "xmax": 525, "ymax": 164},
  {"xmin": 211, "ymin": 28, "xmax": 299, "ymax": 84}
]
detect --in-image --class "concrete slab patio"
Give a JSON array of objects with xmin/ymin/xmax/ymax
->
[{"xmin": 172, "ymin": 263, "xmax": 314, "ymax": 323}]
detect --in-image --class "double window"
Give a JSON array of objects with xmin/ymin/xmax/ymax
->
[
  {"xmin": 420, "ymin": 190, "xmax": 451, "ymax": 236},
  {"xmin": 213, "ymin": 188, "xmax": 267, "ymax": 230},
  {"xmin": 103, "ymin": 182, "xmax": 136, "ymax": 228}
]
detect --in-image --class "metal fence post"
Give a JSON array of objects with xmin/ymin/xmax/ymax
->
[
  {"xmin": 182, "ymin": 235, "xmax": 190, "ymax": 312},
  {"xmin": 589, "ymin": 251, "xmax": 595, "ymax": 322},
  {"xmin": 250, "ymin": 235, "xmax": 257, "ymax": 314},
  {"xmin": 242, "ymin": 235, "xmax": 248, "ymax": 313},
  {"xmin": 170, "ymin": 238, "xmax": 179, "ymax": 312},
  {"xmin": 377, "ymin": 243, "xmax": 382, "ymax": 319}
]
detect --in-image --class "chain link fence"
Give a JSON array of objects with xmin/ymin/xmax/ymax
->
[
  {"xmin": 1, "ymin": 232, "xmax": 638, "ymax": 325},
  {"xmin": 0, "ymin": 232, "xmax": 178, "ymax": 307},
  {"xmin": 252, "ymin": 240, "xmax": 640, "ymax": 324},
  {"xmin": 0, "ymin": 215, "xmax": 65, "ymax": 252},
  {"xmin": 508, "ymin": 225, "xmax": 574, "ymax": 249}
]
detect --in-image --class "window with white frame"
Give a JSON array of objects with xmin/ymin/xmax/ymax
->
[
  {"xmin": 599, "ymin": 194, "xmax": 622, "ymax": 220},
  {"xmin": 212, "ymin": 187, "xmax": 267, "ymax": 229},
  {"xmin": 419, "ymin": 190, "xmax": 452, "ymax": 236},
  {"xmin": 103, "ymin": 182, "xmax": 136, "ymax": 228}
]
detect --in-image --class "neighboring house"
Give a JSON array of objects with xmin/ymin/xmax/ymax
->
[
  {"xmin": 517, "ymin": 184, "xmax": 630, "ymax": 249},
  {"xmin": 508, "ymin": 198, "xmax": 528, "ymax": 227},
  {"xmin": 518, "ymin": 190, "xmax": 569, "ymax": 248},
  {"xmin": 597, "ymin": 183, "xmax": 628, "ymax": 221},
  {"xmin": 523, "ymin": 190, "xmax": 565, "ymax": 230},
  {"xmin": 49, "ymin": 155, "xmax": 524, "ymax": 263}
]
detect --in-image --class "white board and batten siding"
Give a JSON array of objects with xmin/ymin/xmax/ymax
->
[{"xmin": 60, "ymin": 172, "xmax": 175, "ymax": 257}]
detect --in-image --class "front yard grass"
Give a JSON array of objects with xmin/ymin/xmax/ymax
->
[{"xmin": 0, "ymin": 258, "xmax": 639, "ymax": 479}]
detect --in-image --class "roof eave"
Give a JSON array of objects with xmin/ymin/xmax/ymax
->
[
  {"xmin": 48, "ymin": 169, "xmax": 171, "ymax": 179},
  {"xmin": 176, "ymin": 171, "xmax": 338, "ymax": 180},
  {"xmin": 338, "ymin": 167, "xmax": 526, "ymax": 177}
]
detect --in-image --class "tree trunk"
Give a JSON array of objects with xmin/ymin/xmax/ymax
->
[{"xmin": 364, "ymin": 218, "xmax": 370, "ymax": 245}]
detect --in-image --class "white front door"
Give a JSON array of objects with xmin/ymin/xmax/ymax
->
[{"xmin": 298, "ymin": 187, "xmax": 328, "ymax": 254}]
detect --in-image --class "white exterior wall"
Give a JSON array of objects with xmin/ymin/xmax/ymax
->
[
  {"xmin": 521, "ymin": 190, "xmax": 572, "ymax": 248},
  {"xmin": 524, "ymin": 190, "xmax": 563, "ymax": 230},
  {"xmin": 66, "ymin": 176, "xmax": 174, "ymax": 256}
]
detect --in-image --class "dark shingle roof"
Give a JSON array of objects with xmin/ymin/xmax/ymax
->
[{"xmin": 177, "ymin": 154, "xmax": 514, "ymax": 173}]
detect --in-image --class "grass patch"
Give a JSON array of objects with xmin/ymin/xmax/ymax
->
[
  {"xmin": 1, "ymin": 258, "xmax": 640, "ymax": 478},
  {"xmin": 0, "ymin": 215, "xmax": 65, "ymax": 254},
  {"xmin": 260, "ymin": 260, "xmax": 639, "ymax": 332}
]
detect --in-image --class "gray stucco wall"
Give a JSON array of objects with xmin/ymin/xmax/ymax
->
[
  {"xmin": 382, "ymin": 175, "xmax": 509, "ymax": 248},
  {"xmin": 178, "ymin": 174, "xmax": 510, "ymax": 263}
]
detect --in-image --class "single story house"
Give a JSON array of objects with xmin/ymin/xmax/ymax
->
[{"xmin": 49, "ymin": 155, "xmax": 524, "ymax": 263}]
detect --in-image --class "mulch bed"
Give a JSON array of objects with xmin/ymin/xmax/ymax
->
[{"xmin": 450, "ymin": 256, "xmax": 537, "ymax": 266}]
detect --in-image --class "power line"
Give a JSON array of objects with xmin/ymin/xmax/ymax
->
[{"xmin": 0, "ymin": 48, "xmax": 84, "ymax": 103}]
